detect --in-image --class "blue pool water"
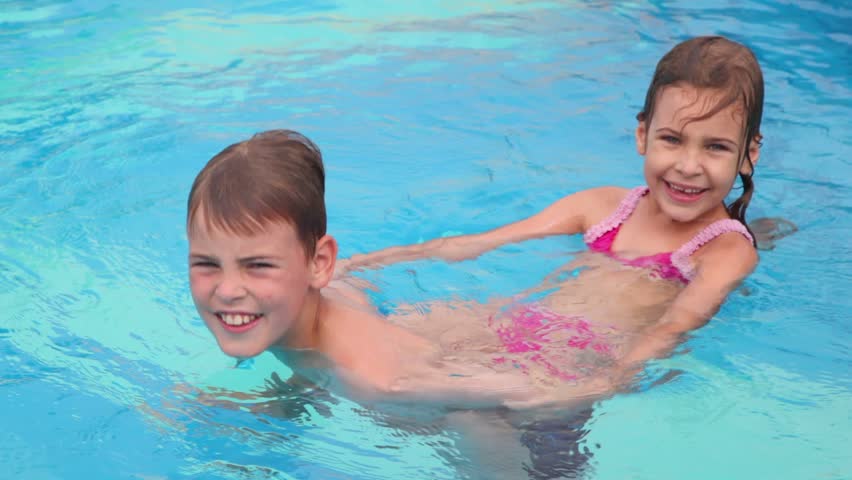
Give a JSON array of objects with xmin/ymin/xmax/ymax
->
[{"xmin": 1, "ymin": 1, "xmax": 850, "ymax": 479}]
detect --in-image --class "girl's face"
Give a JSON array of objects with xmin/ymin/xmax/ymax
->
[
  {"xmin": 636, "ymin": 84, "xmax": 759, "ymax": 224},
  {"xmin": 187, "ymin": 215, "xmax": 328, "ymax": 359}
]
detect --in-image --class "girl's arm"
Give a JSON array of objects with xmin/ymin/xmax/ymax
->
[
  {"xmin": 615, "ymin": 233, "xmax": 758, "ymax": 379},
  {"xmin": 337, "ymin": 187, "xmax": 618, "ymax": 277}
]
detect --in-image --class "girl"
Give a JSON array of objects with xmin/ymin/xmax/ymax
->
[{"xmin": 340, "ymin": 35, "xmax": 768, "ymax": 384}]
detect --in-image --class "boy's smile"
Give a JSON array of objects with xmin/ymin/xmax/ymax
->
[{"xmin": 216, "ymin": 311, "xmax": 263, "ymax": 333}]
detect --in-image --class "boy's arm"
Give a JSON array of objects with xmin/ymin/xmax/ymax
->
[
  {"xmin": 337, "ymin": 188, "xmax": 614, "ymax": 277},
  {"xmin": 615, "ymin": 234, "xmax": 758, "ymax": 381}
]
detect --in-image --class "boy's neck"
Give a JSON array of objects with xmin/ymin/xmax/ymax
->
[{"xmin": 276, "ymin": 289, "xmax": 326, "ymax": 351}]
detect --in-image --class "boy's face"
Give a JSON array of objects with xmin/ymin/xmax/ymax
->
[{"xmin": 188, "ymin": 215, "xmax": 318, "ymax": 358}]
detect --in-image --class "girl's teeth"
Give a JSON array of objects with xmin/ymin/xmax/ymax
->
[{"xmin": 670, "ymin": 183, "xmax": 703, "ymax": 194}]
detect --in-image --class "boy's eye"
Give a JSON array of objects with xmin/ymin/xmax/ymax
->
[
  {"xmin": 191, "ymin": 261, "xmax": 218, "ymax": 269},
  {"xmin": 247, "ymin": 262, "xmax": 275, "ymax": 269},
  {"xmin": 660, "ymin": 135, "xmax": 680, "ymax": 144}
]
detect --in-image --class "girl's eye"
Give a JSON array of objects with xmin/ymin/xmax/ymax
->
[{"xmin": 707, "ymin": 143, "xmax": 731, "ymax": 152}]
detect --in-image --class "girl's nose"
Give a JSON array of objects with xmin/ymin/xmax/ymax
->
[{"xmin": 675, "ymin": 148, "xmax": 702, "ymax": 176}]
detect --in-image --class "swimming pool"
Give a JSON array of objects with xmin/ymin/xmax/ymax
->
[{"xmin": 1, "ymin": 1, "xmax": 850, "ymax": 478}]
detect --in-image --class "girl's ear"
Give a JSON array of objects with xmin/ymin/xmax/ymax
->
[
  {"xmin": 741, "ymin": 135, "xmax": 761, "ymax": 174},
  {"xmin": 309, "ymin": 235, "xmax": 338, "ymax": 289},
  {"xmin": 635, "ymin": 120, "xmax": 648, "ymax": 155}
]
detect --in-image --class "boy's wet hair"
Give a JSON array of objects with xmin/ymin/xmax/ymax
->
[
  {"xmin": 638, "ymin": 36, "xmax": 764, "ymax": 241},
  {"xmin": 187, "ymin": 129, "xmax": 326, "ymax": 257}
]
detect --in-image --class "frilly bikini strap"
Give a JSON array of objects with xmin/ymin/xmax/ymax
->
[
  {"xmin": 671, "ymin": 219, "xmax": 755, "ymax": 280},
  {"xmin": 583, "ymin": 186, "xmax": 649, "ymax": 244}
]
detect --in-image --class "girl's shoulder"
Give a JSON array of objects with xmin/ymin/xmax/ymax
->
[
  {"xmin": 589, "ymin": 185, "xmax": 633, "ymax": 203},
  {"xmin": 692, "ymin": 228, "xmax": 759, "ymax": 271},
  {"xmin": 577, "ymin": 186, "xmax": 634, "ymax": 230}
]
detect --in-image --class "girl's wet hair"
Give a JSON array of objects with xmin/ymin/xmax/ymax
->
[
  {"xmin": 638, "ymin": 36, "xmax": 764, "ymax": 242},
  {"xmin": 187, "ymin": 129, "xmax": 326, "ymax": 257}
]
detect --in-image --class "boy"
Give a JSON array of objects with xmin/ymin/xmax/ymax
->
[{"xmin": 186, "ymin": 129, "xmax": 558, "ymax": 407}]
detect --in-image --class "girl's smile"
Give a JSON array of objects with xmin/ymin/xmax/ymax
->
[{"xmin": 663, "ymin": 180, "xmax": 708, "ymax": 203}]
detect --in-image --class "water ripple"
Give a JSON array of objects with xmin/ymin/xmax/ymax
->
[{"xmin": 1, "ymin": 1, "xmax": 850, "ymax": 479}]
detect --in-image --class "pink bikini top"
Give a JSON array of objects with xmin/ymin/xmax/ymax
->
[{"xmin": 583, "ymin": 186, "xmax": 754, "ymax": 283}]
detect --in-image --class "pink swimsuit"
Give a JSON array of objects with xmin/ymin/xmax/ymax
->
[
  {"xmin": 490, "ymin": 186, "xmax": 754, "ymax": 379},
  {"xmin": 584, "ymin": 186, "xmax": 754, "ymax": 283},
  {"xmin": 490, "ymin": 304, "xmax": 613, "ymax": 381}
]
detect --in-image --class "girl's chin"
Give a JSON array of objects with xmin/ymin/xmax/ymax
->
[
  {"xmin": 657, "ymin": 201, "xmax": 706, "ymax": 223},
  {"xmin": 652, "ymin": 190, "xmax": 718, "ymax": 222}
]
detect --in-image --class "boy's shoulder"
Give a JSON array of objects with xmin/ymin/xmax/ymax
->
[{"xmin": 318, "ymin": 295, "xmax": 440, "ymax": 394}]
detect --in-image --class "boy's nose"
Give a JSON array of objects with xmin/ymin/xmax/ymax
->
[{"xmin": 214, "ymin": 272, "xmax": 247, "ymax": 302}]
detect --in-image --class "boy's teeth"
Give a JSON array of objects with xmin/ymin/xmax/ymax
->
[{"xmin": 220, "ymin": 313, "xmax": 259, "ymax": 326}]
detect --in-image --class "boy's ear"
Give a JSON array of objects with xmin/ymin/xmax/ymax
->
[
  {"xmin": 309, "ymin": 234, "xmax": 338, "ymax": 289},
  {"xmin": 635, "ymin": 120, "xmax": 648, "ymax": 155}
]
